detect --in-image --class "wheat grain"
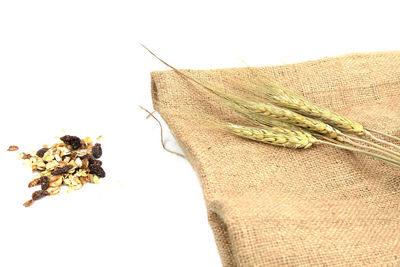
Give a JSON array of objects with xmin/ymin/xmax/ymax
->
[
  {"xmin": 220, "ymin": 122, "xmax": 317, "ymax": 149},
  {"xmin": 235, "ymin": 72, "xmax": 368, "ymax": 136}
]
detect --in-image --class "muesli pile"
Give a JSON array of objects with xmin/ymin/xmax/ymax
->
[{"xmin": 20, "ymin": 135, "xmax": 105, "ymax": 207}]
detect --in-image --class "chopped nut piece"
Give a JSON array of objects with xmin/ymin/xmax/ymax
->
[
  {"xmin": 59, "ymin": 161, "xmax": 68, "ymax": 167},
  {"xmin": 49, "ymin": 176, "xmax": 63, "ymax": 187},
  {"xmin": 36, "ymin": 161, "xmax": 46, "ymax": 171},
  {"xmin": 21, "ymin": 153, "xmax": 31, "ymax": 159},
  {"xmin": 47, "ymin": 186, "xmax": 61, "ymax": 195},
  {"xmin": 75, "ymin": 157, "xmax": 82, "ymax": 167},
  {"xmin": 43, "ymin": 152, "xmax": 55, "ymax": 162},
  {"xmin": 28, "ymin": 178, "xmax": 41, "ymax": 188},
  {"xmin": 23, "ymin": 199, "xmax": 34, "ymax": 207},
  {"xmin": 7, "ymin": 145, "xmax": 19, "ymax": 151},
  {"xmin": 81, "ymin": 137, "xmax": 93, "ymax": 148},
  {"xmin": 91, "ymin": 175, "xmax": 100, "ymax": 184},
  {"xmin": 81, "ymin": 158, "xmax": 89, "ymax": 169}
]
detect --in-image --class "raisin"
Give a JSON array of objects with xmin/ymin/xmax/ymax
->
[
  {"xmin": 51, "ymin": 165, "xmax": 73, "ymax": 175},
  {"xmin": 60, "ymin": 135, "xmax": 82, "ymax": 150},
  {"xmin": 36, "ymin": 147, "xmax": 49, "ymax": 157},
  {"xmin": 85, "ymin": 154, "xmax": 101, "ymax": 166},
  {"xmin": 93, "ymin": 160, "xmax": 102, "ymax": 166},
  {"xmin": 92, "ymin": 143, "xmax": 102, "ymax": 158},
  {"xmin": 32, "ymin": 190, "xmax": 49, "ymax": 201},
  {"xmin": 40, "ymin": 176, "xmax": 49, "ymax": 190},
  {"xmin": 89, "ymin": 164, "xmax": 105, "ymax": 178},
  {"xmin": 90, "ymin": 159, "xmax": 102, "ymax": 166},
  {"xmin": 87, "ymin": 155, "xmax": 94, "ymax": 164}
]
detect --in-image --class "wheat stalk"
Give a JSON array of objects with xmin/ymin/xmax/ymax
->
[{"xmin": 141, "ymin": 45, "xmax": 345, "ymax": 141}]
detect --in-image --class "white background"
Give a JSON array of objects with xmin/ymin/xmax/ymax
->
[{"xmin": 0, "ymin": 1, "xmax": 399, "ymax": 266}]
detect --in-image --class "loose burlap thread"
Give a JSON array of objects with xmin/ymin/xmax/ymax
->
[{"xmin": 151, "ymin": 52, "xmax": 400, "ymax": 266}]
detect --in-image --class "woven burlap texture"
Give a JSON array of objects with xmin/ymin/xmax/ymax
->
[{"xmin": 151, "ymin": 51, "xmax": 400, "ymax": 266}]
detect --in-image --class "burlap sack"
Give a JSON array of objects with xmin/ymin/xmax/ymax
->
[{"xmin": 151, "ymin": 51, "xmax": 400, "ymax": 266}]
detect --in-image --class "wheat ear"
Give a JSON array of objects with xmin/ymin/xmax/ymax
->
[
  {"xmin": 217, "ymin": 121, "xmax": 400, "ymax": 168},
  {"xmin": 235, "ymin": 71, "xmax": 368, "ymax": 136},
  {"xmin": 235, "ymin": 69, "xmax": 400, "ymax": 152},
  {"xmin": 236, "ymin": 109, "xmax": 315, "ymax": 139},
  {"xmin": 225, "ymin": 96, "xmax": 345, "ymax": 141},
  {"xmin": 219, "ymin": 122, "xmax": 317, "ymax": 149}
]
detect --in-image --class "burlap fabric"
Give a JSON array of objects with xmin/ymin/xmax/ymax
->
[{"xmin": 151, "ymin": 51, "xmax": 400, "ymax": 266}]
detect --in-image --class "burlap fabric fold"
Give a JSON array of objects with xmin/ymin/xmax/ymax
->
[{"xmin": 151, "ymin": 51, "xmax": 400, "ymax": 266}]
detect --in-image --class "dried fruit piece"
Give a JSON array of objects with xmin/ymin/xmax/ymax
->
[
  {"xmin": 92, "ymin": 143, "xmax": 102, "ymax": 158},
  {"xmin": 36, "ymin": 148, "xmax": 49, "ymax": 157},
  {"xmin": 51, "ymin": 165, "xmax": 73, "ymax": 175},
  {"xmin": 60, "ymin": 135, "xmax": 82, "ymax": 150},
  {"xmin": 86, "ymin": 155, "xmax": 102, "ymax": 166},
  {"xmin": 89, "ymin": 164, "xmax": 105, "ymax": 178},
  {"xmin": 7, "ymin": 145, "xmax": 19, "ymax": 151},
  {"xmin": 23, "ymin": 199, "xmax": 34, "ymax": 207},
  {"xmin": 40, "ymin": 176, "xmax": 49, "ymax": 190},
  {"xmin": 32, "ymin": 190, "xmax": 49, "ymax": 200},
  {"xmin": 91, "ymin": 159, "xmax": 102, "ymax": 166}
]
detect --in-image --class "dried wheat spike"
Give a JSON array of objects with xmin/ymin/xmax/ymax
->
[
  {"xmin": 226, "ymin": 95, "xmax": 344, "ymax": 141},
  {"xmin": 224, "ymin": 123, "xmax": 317, "ymax": 149},
  {"xmin": 242, "ymin": 76, "xmax": 367, "ymax": 136}
]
